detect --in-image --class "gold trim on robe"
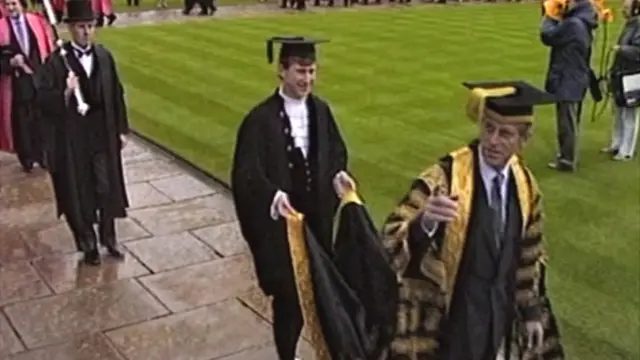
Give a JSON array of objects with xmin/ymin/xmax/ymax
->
[
  {"xmin": 286, "ymin": 212, "xmax": 331, "ymax": 360},
  {"xmin": 382, "ymin": 144, "xmax": 556, "ymax": 359},
  {"xmin": 284, "ymin": 188, "xmax": 366, "ymax": 360}
]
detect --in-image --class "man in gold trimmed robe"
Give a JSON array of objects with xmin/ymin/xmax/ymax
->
[{"xmin": 381, "ymin": 81, "xmax": 565, "ymax": 360}]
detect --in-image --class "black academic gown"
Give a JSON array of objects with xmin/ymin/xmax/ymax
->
[
  {"xmin": 322, "ymin": 200, "xmax": 398, "ymax": 359},
  {"xmin": 231, "ymin": 89, "xmax": 347, "ymax": 296},
  {"xmin": 36, "ymin": 43, "xmax": 130, "ymax": 248},
  {"xmin": 436, "ymin": 147, "xmax": 522, "ymax": 360},
  {"xmin": 0, "ymin": 18, "xmax": 45, "ymax": 167},
  {"xmin": 279, "ymin": 194, "xmax": 397, "ymax": 360}
]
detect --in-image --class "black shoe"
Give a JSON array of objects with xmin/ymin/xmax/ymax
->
[
  {"xmin": 107, "ymin": 13, "xmax": 117, "ymax": 26},
  {"xmin": 83, "ymin": 250, "xmax": 101, "ymax": 266},
  {"xmin": 547, "ymin": 160, "xmax": 574, "ymax": 172},
  {"xmin": 600, "ymin": 147, "xmax": 619, "ymax": 156},
  {"xmin": 106, "ymin": 245, "xmax": 125, "ymax": 259}
]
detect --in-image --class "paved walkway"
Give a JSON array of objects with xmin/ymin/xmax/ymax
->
[{"xmin": 0, "ymin": 138, "xmax": 315, "ymax": 360}]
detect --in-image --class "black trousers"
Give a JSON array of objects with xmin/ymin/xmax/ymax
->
[
  {"xmin": 12, "ymin": 104, "xmax": 43, "ymax": 170},
  {"xmin": 271, "ymin": 192, "xmax": 325, "ymax": 360},
  {"xmin": 65, "ymin": 152, "xmax": 116, "ymax": 252},
  {"xmin": 272, "ymin": 277, "xmax": 304, "ymax": 360}
]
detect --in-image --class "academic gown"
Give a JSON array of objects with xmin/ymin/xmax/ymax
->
[
  {"xmin": 381, "ymin": 141, "xmax": 565, "ymax": 360},
  {"xmin": 281, "ymin": 193, "xmax": 398, "ymax": 360},
  {"xmin": 231, "ymin": 89, "xmax": 347, "ymax": 296},
  {"xmin": 0, "ymin": 22, "xmax": 43, "ymax": 165},
  {"xmin": 0, "ymin": 13, "xmax": 54, "ymax": 155},
  {"xmin": 437, "ymin": 156, "xmax": 522, "ymax": 360},
  {"xmin": 35, "ymin": 43, "xmax": 130, "ymax": 247}
]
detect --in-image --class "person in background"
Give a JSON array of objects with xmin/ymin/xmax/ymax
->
[
  {"xmin": 381, "ymin": 81, "xmax": 565, "ymax": 360},
  {"xmin": 231, "ymin": 36, "xmax": 355, "ymax": 360},
  {"xmin": 540, "ymin": 0, "xmax": 597, "ymax": 172},
  {"xmin": 0, "ymin": 0, "xmax": 7, "ymax": 17},
  {"xmin": 52, "ymin": 0, "xmax": 64, "ymax": 22},
  {"xmin": 183, "ymin": 0, "xmax": 215, "ymax": 16},
  {"xmin": 602, "ymin": 0, "xmax": 640, "ymax": 161},
  {"xmin": 92, "ymin": 0, "xmax": 115, "ymax": 26},
  {"xmin": 0, "ymin": 0, "xmax": 55, "ymax": 171},
  {"xmin": 36, "ymin": 0, "xmax": 130, "ymax": 266}
]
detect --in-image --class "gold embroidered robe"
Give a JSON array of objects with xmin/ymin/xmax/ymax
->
[{"xmin": 381, "ymin": 142, "xmax": 564, "ymax": 360}]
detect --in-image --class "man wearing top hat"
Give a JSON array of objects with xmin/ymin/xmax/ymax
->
[
  {"xmin": 231, "ymin": 36, "xmax": 356, "ymax": 360},
  {"xmin": 380, "ymin": 81, "xmax": 565, "ymax": 360},
  {"xmin": 36, "ymin": 0, "xmax": 130, "ymax": 266}
]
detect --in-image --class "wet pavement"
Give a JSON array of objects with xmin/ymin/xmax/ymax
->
[{"xmin": 0, "ymin": 138, "xmax": 316, "ymax": 359}]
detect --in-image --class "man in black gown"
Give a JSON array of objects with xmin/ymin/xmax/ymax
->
[
  {"xmin": 231, "ymin": 36, "xmax": 355, "ymax": 360},
  {"xmin": 36, "ymin": 0, "xmax": 130, "ymax": 266}
]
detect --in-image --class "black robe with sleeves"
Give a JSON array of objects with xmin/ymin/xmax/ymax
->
[
  {"xmin": 35, "ymin": 43, "xmax": 130, "ymax": 245},
  {"xmin": 231, "ymin": 89, "xmax": 348, "ymax": 296},
  {"xmin": 1, "ymin": 18, "xmax": 45, "ymax": 166}
]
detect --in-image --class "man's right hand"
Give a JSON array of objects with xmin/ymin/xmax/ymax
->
[
  {"xmin": 9, "ymin": 54, "xmax": 25, "ymax": 68},
  {"xmin": 271, "ymin": 191, "xmax": 297, "ymax": 219},
  {"xmin": 421, "ymin": 192, "xmax": 459, "ymax": 230},
  {"xmin": 65, "ymin": 71, "xmax": 79, "ymax": 92}
]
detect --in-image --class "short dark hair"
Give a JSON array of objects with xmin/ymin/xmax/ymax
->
[{"xmin": 279, "ymin": 56, "xmax": 315, "ymax": 69}]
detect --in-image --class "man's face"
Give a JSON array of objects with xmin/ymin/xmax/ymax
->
[
  {"xmin": 68, "ymin": 21, "xmax": 95, "ymax": 47},
  {"xmin": 622, "ymin": 0, "xmax": 634, "ymax": 18},
  {"xmin": 5, "ymin": 0, "xmax": 23, "ymax": 17},
  {"xmin": 279, "ymin": 59, "xmax": 316, "ymax": 99},
  {"xmin": 478, "ymin": 119, "xmax": 529, "ymax": 168}
]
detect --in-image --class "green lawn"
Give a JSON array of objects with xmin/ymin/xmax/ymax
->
[{"xmin": 98, "ymin": 4, "xmax": 639, "ymax": 359}]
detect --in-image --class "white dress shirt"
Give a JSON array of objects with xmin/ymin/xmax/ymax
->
[
  {"xmin": 269, "ymin": 88, "xmax": 348, "ymax": 220},
  {"xmin": 477, "ymin": 145, "xmax": 510, "ymax": 224},
  {"xmin": 278, "ymin": 87, "xmax": 309, "ymax": 158},
  {"xmin": 421, "ymin": 146, "xmax": 510, "ymax": 236},
  {"xmin": 10, "ymin": 14, "xmax": 30, "ymax": 55},
  {"xmin": 71, "ymin": 42, "xmax": 94, "ymax": 76}
]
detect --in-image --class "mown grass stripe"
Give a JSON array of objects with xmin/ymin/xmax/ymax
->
[{"xmin": 100, "ymin": 6, "xmax": 639, "ymax": 359}]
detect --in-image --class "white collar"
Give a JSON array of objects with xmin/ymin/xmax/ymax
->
[
  {"xmin": 71, "ymin": 42, "xmax": 92, "ymax": 52},
  {"xmin": 278, "ymin": 86, "xmax": 307, "ymax": 105}
]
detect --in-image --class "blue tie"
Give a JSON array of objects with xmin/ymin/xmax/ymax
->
[
  {"xmin": 491, "ymin": 174, "xmax": 505, "ymax": 249},
  {"xmin": 17, "ymin": 18, "xmax": 29, "ymax": 54}
]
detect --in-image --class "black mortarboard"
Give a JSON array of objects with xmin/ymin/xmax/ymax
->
[
  {"xmin": 462, "ymin": 80, "xmax": 557, "ymax": 123},
  {"xmin": 266, "ymin": 36, "xmax": 329, "ymax": 64}
]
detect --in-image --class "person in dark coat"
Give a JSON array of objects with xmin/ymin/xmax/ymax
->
[
  {"xmin": 540, "ymin": 0, "xmax": 597, "ymax": 171},
  {"xmin": 0, "ymin": 0, "xmax": 55, "ymax": 171},
  {"xmin": 182, "ymin": 0, "xmax": 216, "ymax": 16},
  {"xmin": 36, "ymin": 0, "xmax": 130, "ymax": 266},
  {"xmin": 231, "ymin": 36, "xmax": 355, "ymax": 360},
  {"xmin": 601, "ymin": 0, "xmax": 640, "ymax": 160},
  {"xmin": 381, "ymin": 81, "xmax": 565, "ymax": 360}
]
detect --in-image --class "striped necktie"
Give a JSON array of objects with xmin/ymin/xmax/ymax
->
[{"xmin": 490, "ymin": 173, "xmax": 505, "ymax": 249}]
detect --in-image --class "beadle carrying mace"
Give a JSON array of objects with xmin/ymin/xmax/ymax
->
[{"xmin": 41, "ymin": 0, "xmax": 90, "ymax": 116}]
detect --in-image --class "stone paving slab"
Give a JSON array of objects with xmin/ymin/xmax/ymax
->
[{"xmin": 0, "ymin": 136, "xmax": 315, "ymax": 359}]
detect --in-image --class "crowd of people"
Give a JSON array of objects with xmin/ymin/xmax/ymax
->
[{"xmin": 0, "ymin": 0, "xmax": 638, "ymax": 358}]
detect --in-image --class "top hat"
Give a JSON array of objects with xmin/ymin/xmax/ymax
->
[{"xmin": 63, "ymin": 0, "xmax": 95, "ymax": 23}]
